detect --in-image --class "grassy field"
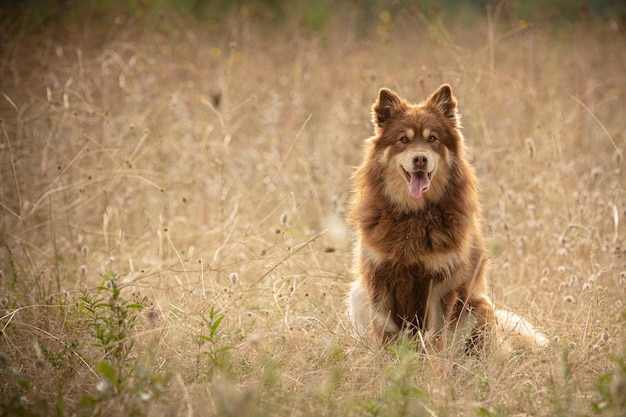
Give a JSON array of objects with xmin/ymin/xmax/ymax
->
[{"xmin": 1, "ymin": 1, "xmax": 625, "ymax": 416}]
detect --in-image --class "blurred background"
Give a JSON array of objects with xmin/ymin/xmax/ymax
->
[{"xmin": 1, "ymin": 1, "xmax": 625, "ymax": 416}]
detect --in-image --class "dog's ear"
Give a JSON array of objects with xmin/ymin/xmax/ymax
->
[
  {"xmin": 426, "ymin": 84, "xmax": 459, "ymax": 124},
  {"xmin": 372, "ymin": 88, "xmax": 403, "ymax": 128}
]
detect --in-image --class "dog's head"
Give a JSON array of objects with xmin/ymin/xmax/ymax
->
[{"xmin": 369, "ymin": 84, "xmax": 464, "ymax": 209}]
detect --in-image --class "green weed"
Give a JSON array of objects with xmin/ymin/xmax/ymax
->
[
  {"xmin": 196, "ymin": 307, "xmax": 233, "ymax": 378},
  {"xmin": 78, "ymin": 271, "xmax": 169, "ymax": 415}
]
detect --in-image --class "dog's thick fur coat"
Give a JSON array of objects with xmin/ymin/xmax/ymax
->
[{"xmin": 347, "ymin": 85, "xmax": 545, "ymax": 351}]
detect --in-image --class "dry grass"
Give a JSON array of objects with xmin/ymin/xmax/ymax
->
[{"xmin": 1, "ymin": 3, "xmax": 625, "ymax": 416}]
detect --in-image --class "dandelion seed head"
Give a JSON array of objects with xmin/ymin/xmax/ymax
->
[{"xmin": 96, "ymin": 379, "xmax": 110, "ymax": 394}]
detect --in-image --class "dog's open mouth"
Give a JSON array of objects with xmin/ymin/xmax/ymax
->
[{"xmin": 404, "ymin": 169, "xmax": 431, "ymax": 199}]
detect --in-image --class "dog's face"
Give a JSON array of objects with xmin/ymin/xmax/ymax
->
[{"xmin": 369, "ymin": 84, "xmax": 463, "ymax": 209}]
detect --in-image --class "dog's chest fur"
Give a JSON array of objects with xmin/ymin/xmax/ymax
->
[{"xmin": 359, "ymin": 196, "xmax": 477, "ymax": 331}]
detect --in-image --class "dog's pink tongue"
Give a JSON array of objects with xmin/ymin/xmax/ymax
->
[{"xmin": 410, "ymin": 171, "xmax": 430, "ymax": 199}]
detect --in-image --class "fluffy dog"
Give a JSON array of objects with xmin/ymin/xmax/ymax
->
[{"xmin": 347, "ymin": 85, "xmax": 546, "ymax": 352}]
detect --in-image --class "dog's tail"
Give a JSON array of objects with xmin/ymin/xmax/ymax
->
[{"xmin": 495, "ymin": 309, "xmax": 548, "ymax": 351}]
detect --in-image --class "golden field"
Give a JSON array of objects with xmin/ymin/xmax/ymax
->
[{"xmin": 0, "ymin": 2, "xmax": 625, "ymax": 416}]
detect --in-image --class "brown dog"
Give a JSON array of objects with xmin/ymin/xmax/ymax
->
[{"xmin": 347, "ymin": 85, "xmax": 545, "ymax": 352}]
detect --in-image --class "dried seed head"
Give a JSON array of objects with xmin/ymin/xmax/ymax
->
[
  {"xmin": 525, "ymin": 138, "xmax": 536, "ymax": 158},
  {"xmin": 590, "ymin": 167, "xmax": 603, "ymax": 182},
  {"xmin": 145, "ymin": 308, "xmax": 159, "ymax": 324}
]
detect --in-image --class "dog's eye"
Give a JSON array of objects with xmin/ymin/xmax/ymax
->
[
  {"xmin": 399, "ymin": 136, "xmax": 410, "ymax": 144},
  {"xmin": 427, "ymin": 135, "xmax": 437, "ymax": 142}
]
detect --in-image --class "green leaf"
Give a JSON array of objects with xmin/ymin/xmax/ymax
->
[{"xmin": 96, "ymin": 361, "xmax": 118, "ymax": 384}]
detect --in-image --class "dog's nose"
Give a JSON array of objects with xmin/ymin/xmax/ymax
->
[{"xmin": 412, "ymin": 153, "xmax": 428, "ymax": 169}]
